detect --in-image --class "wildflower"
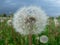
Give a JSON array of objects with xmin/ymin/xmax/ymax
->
[
  {"xmin": 40, "ymin": 35, "xmax": 48, "ymax": 43},
  {"xmin": 7, "ymin": 19, "xmax": 12, "ymax": 26},
  {"xmin": 0, "ymin": 19, "xmax": 4, "ymax": 22},
  {"xmin": 13, "ymin": 6, "xmax": 48, "ymax": 35},
  {"xmin": 54, "ymin": 18, "xmax": 59, "ymax": 26}
]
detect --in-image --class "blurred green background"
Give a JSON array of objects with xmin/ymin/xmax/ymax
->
[{"xmin": 0, "ymin": 14, "xmax": 60, "ymax": 45}]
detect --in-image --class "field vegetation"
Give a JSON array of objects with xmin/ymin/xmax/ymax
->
[{"xmin": 0, "ymin": 14, "xmax": 60, "ymax": 45}]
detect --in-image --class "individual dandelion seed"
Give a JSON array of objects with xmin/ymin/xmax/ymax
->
[
  {"xmin": 12, "ymin": 6, "xmax": 48, "ymax": 45},
  {"xmin": 40, "ymin": 35, "xmax": 48, "ymax": 43},
  {"xmin": 7, "ymin": 19, "xmax": 12, "ymax": 26}
]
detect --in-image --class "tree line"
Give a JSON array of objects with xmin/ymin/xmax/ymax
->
[{"xmin": 0, "ymin": 13, "xmax": 13, "ymax": 17}]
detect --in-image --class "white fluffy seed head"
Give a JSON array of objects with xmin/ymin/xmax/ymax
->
[
  {"xmin": 7, "ymin": 19, "xmax": 12, "ymax": 26},
  {"xmin": 0, "ymin": 19, "xmax": 4, "ymax": 22},
  {"xmin": 13, "ymin": 6, "xmax": 48, "ymax": 35},
  {"xmin": 40, "ymin": 35, "xmax": 48, "ymax": 43},
  {"xmin": 54, "ymin": 18, "xmax": 59, "ymax": 26}
]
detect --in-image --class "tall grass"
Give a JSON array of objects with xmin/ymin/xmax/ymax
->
[{"xmin": 0, "ymin": 17, "xmax": 60, "ymax": 45}]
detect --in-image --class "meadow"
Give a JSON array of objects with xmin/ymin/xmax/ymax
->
[{"xmin": 0, "ymin": 16, "xmax": 60, "ymax": 45}]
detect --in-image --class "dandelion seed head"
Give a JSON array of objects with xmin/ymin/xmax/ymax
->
[
  {"xmin": 13, "ymin": 6, "xmax": 48, "ymax": 35},
  {"xmin": 7, "ymin": 19, "xmax": 12, "ymax": 26},
  {"xmin": 0, "ymin": 19, "xmax": 4, "ymax": 22},
  {"xmin": 54, "ymin": 18, "xmax": 59, "ymax": 26},
  {"xmin": 40, "ymin": 35, "xmax": 48, "ymax": 43}
]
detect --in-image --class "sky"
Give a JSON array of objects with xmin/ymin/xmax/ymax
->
[{"xmin": 0, "ymin": 0, "xmax": 60, "ymax": 17}]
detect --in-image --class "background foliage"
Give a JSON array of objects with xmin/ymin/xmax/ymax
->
[{"xmin": 0, "ymin": 14, "xmax": 60, "ymax": 45}]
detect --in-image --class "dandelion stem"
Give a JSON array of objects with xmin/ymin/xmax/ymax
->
[{"xmin": 29, "ymin": 33, "xmax": 32, "ymax": 45}]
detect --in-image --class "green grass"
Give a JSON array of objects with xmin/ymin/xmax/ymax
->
[{"xmin": 0, "ymin": 17, "xmax": 60, "ymax": 45}]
